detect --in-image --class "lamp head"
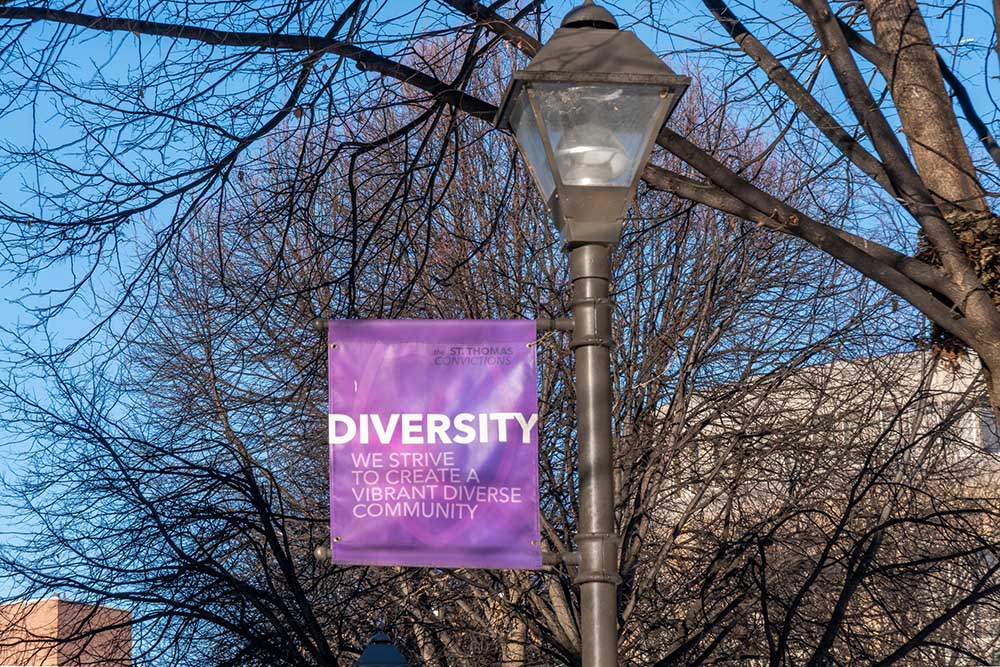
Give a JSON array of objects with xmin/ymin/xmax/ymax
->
[{"xmin": 496, "ymin": 1, "xmax": 690, "ymax": 246}]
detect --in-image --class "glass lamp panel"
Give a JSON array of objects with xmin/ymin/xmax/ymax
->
[
  {"xmin": 510, "ymin": 93, "xmax": 556, "ymax": 200},
  {"xmin": 531, "ymin": 83, "xmax": 666, "ymax": 187}
]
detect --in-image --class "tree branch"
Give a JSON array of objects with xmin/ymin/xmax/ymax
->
[
  {"xmin": 703, "ymin": 0, "xmax": 896, "ymax": 196},
  {"xmin": 438, "ymin": 0, "xmax": 542, "ymax": 56},
  {"xmin": 835, "ymin": 15, "xmax": 1000, "ymax": 172},
  {"xmin": 0, "ymin": 5, "xmax": 497, "ymax": 119},
  {"xmin": 938, "ymin": 54, "xmax": 1000, "ymax": 171},
  {"xmin": 872, "ymin": 566, "xmax": 1000, "ymax": 666},
  {"xmin": 642, "ymin": 163, "xmax": 952, "ymax": 297},
  {"xmin": 792, "ymin": 0, "xmax": 1000, "ymax": 346},
  {"xmin": 656, "ymin": 127, "xmax": 978, "ymax": 342}
]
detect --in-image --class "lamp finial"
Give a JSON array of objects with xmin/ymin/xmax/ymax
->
[{"xmin": 561, "ymin": 0, "xmax": 618, "ymax": 29}]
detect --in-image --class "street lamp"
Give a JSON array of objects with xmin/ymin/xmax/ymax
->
[
  {"xmin": 495, "ymin": 0, "xmax": 688, "ymax": 246},
  {"xmin": 496, "ymin": 3, "xmax": 689, "ymax": 667}
]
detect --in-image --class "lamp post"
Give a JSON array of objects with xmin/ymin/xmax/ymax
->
[{"xmin": 495, "ymin": 3, "xmax": 688, "ymax": 666}]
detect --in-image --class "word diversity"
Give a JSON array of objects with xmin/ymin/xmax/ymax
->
[{"xmin": 329, "ymin": 411, "xmax": 538, "ymax": 445}]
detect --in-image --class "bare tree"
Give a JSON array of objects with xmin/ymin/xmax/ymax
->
[
  {"xmin": 0, "ymin": 0, "xmax": 998, "ymax": 417},
  {"xmin": 4, "ymin": 61, "xmax": 1000, "ymax": 666}
]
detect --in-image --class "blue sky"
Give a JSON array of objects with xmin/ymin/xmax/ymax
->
[{"xmin": 0, "ymin": 0, "xmax": 997, "ymax": 557}]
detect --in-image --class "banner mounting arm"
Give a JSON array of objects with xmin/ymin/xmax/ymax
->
[{"xmin": 312, "ymin": 317, "xmax": 573, "ymax": 333}]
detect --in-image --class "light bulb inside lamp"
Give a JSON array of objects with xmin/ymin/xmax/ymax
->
[{"xmin": 555, "ymin": 123, "xmax": 629, "ymax": 186}]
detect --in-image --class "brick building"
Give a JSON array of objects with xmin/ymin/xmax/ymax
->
[{"xmin": 0, "ymin": 597, "xmax": 130, "ymax": 667}]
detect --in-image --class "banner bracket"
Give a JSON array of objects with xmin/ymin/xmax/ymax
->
[
  {"xmin": 542, "ymin": 550, "xmax": 581, "ymax": 566},
  {"xmin": 536, "ymin": 317, "xmax": 574, "ymax": 332}
]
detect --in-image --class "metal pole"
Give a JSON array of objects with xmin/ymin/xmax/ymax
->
[{"xmin": 569, "ymin": 242, "xmax": 619, "ymax": 667}]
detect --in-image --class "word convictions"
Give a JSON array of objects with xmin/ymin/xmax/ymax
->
[{"xmin": 329, "ymin": 412, "xmax": 537, "ymax": 445}]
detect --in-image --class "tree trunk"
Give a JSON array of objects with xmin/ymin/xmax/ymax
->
[
  {"xmin": 500, "ymin": 618, "xmax": 526, "ymax": 667},
  {"xmin": 865, "ymin": 0, "xmax": 1000, "ymax": 418},
  {"xmin": 983, "ymin": 365, "xmax": 1000, "ymax": 431},
  {"xmin": 864, "ymin": 0, "xmax": 987, "ymax": 217}
]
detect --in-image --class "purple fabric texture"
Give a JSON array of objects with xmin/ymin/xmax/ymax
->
[{"xmin": 328, "ymin": 320, "xmax": 541, "ymax": 570}]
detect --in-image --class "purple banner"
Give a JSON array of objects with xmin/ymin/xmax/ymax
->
[{"xmin": 328, "ymin": 320, "xmax": 541, "ymax": 570}]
